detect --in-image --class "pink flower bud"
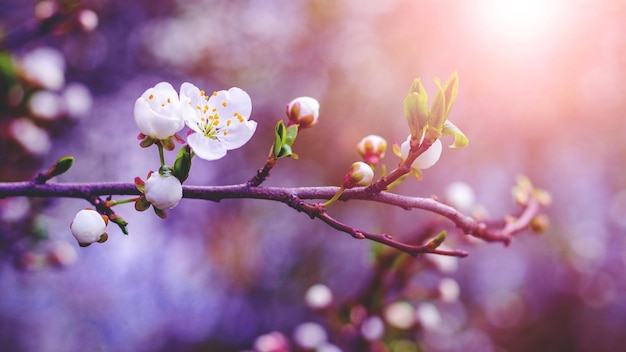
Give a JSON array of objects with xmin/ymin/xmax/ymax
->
[
  {"xmin": 356, "ymin": 135, "xmax": 387, "ymax": 166},
  {"xmin": 342, "ymin": 162, "xmax": 374, "ymax": 189},
  {"xmin": 286, "ymin": 96, "xmax": 319, "ymax": 129}
]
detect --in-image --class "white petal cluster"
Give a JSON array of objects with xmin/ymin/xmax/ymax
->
[
  {"xmin": 134, "ymin": 82, "xmax": 185, "ymax": 139},
  {"xmin": 134, "ymin": 82, "xmax": 257, "ymax": 160},
  {"xmin": 181, "ymin": 83, "xmax": 257, "ymax": 161}
]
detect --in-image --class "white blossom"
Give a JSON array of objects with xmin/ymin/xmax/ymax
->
[
  {"xmin": 134, "ymin": 82, "xmax": 185, "ymax": 139},
  {"xmin": 181, "ymin": 83, "xmax": 256, "ymax": 161}
]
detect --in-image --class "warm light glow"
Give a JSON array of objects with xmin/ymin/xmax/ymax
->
[{"xmin": 474, "ymin": 0, "xmax": 561, "ymax": 44}]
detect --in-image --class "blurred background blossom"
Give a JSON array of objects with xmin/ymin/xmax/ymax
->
[{"xmin": 1, "ymin": 0, "xmax": 626, "ymax": 351}]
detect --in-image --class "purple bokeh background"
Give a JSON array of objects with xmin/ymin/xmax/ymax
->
[{"xmin": 2, "ymin": 0, "xmax": 626, "ymax": 351}]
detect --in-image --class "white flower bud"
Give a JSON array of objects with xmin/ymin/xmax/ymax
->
[
  {"xmin": 415, "ymin": 302, "xmax": 442, "ymax": 331},
  {"xmin": 444, "ymin": 181, "xmax": 476, "ymax": 212},
  {"xmin": 144, "ymin": 172, "xmax": 183, "ymax": 210},
  {"xmin": 134, "ymin": 82, "xmax": 185, "ymax": 139},
  {"xmin": 9, "ymin": 118, "xmax": 51, "ymax": 156},
  {"xmin": 253, "ymin": 331, "xmax": 289, "ymax": 352},
  {"xmin": 361, "ymin": 316, "xmax": 384, "ymax": 341},
  {"xmin": 293, "ymin": 322, "xmax": 327, "ymax": 349},
  {"xmin": 304, "ymin": 284, "xmax": 333, "ymax": 310},
  {"xmin": 70, "ymin": 209, "xmax": 107, "ymax": 245},
  {"xmin": 62, "ymin": 83, "xmax": 93, "ymax": 119},
  {"xmin": 29, "ymin": 90, "xmax": 65, "ymax": 120},
  {"xmin": 77, "ymin": 9, "xmax": 99, "ymax": 32},
  {"xmin": 47, "ymin": 241, "xmax": 78, "ymax": 266},
  {"xmin": 19, "ymin": 47, "xmax": 65, "ymax": 91},
  {"xmin": 384, "ymin": 301, "xmax": 416, "ymax": 330},
  {"xmin": 438, "ymin": 278, "xmax": 461, "ymax": 303},
  {"xmin": 400, "ymin": 135, "xmax": 442, "ymax": 170},
  {"xmin": 357, "ymin": 135, "xmax": 387, "ymax": 166},
  {"xmin": 286, "ymin": 96, "xmax": 320, "ymax": 129},
  {"xmin": 342, "ymin": 161, "xmax": 374, "ymax": 189}
]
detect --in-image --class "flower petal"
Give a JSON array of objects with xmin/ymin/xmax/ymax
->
[
  {"xmin": 208, "ymin": 87, "xmax": 252, "ymax": 120},
  {"xmin": 134, "ymin": 98, "xmax": 183, "ymax": 139},
  {"xmin": 134, "ymin": 82, "xmax": 184, "ymax": 139},
  {"xmin": 187, "ymin": 132, "xmax": 227, "ymax": 161},
  {"xmin": 414, "ymin": 139, "xmax": 442, "ymax": 170},
  {"xmin": 219, "ymin": 120, "xmax": 257, "ymax": 150}
]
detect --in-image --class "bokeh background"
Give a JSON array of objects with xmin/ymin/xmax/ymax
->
[{"xmin": 1, "ymin": 0, "xmax": 626, "ymax": 351}]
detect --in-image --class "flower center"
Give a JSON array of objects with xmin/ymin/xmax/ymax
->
[{"xmin": 193, "ymin": 90, "xmax": 246, "ymax": 139}]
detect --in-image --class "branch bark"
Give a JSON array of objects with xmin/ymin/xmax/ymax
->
[{"xmin": 0, "ymin": 180, "xmax": 543, "ymax": 257}]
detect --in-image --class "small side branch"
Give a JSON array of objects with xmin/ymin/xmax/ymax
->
[
  {"xmin": 285, "ymin": 196, "xmax": 468, "ymax": 257},
  {"xmin": 246, "ymin": 154, "xmax": 277, "ymax": 187}
]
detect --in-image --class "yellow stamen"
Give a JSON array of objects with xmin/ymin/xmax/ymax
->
[
  {"xmin": 212, "ymin": 91, "xmax": 217, "ymax": 96},
  {"xmin": 222, "ymin": 101, "xmax": 227, "ymax": 107},
  {"xmin": 226, "ymin": 120, "xmax": 232, "ymax": 126},
  {"xmin": 149, "ymin": 94, "xmax": 154, "ymax": 100}
]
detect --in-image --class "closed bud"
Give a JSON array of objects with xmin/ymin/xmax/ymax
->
[
  {"xmin": 305, "ymin": 284, "xmax": 333, "ymax": 310},
  {"xmin": 529, "ymin": 214, "xmax": 549, "ymax": 233},
  {"xmin": 286, "ymin": 96, "xmax": 320, "ymax": 129},
  {"xmin": 357, "ymin": 135, "xmax": 387, "ymax": 166},
  {"xmin": 70, "ymin": 209, "xmax": 108, "ymax": 246},
  {"xmin": 342, "ymin": 162, "xmax": 374, "ymax": 189},
  {"xmin": 144, "ymin": 171, "xmax": 183, "ymax": 210}
]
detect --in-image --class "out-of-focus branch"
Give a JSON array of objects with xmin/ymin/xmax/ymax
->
[{"xmin": 0, "ymin": 180, "xmax": 545, "ymax": 256}]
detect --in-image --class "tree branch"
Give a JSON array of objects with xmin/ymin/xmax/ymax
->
[{"xmin": 0, "ymin": 180, "xmax": 544, "ymax": 256}]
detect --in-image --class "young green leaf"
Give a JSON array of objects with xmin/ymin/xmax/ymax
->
[
  {"xmin": 173, "ymin": 144, "xmax": 192, "ymax": 182},
  {"xmin": 442, "ymin": 120, "xmax": 468, "ymax": 149}
]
